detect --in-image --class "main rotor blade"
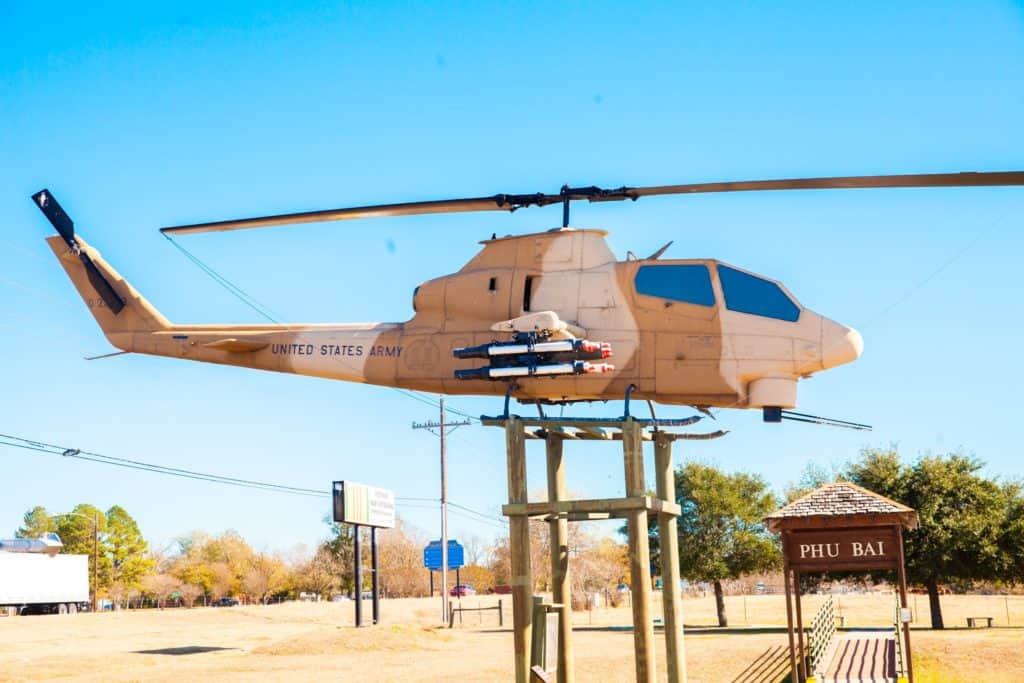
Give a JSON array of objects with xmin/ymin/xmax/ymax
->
[
  {"xmin": 161, "ymin": 170, "xmax": 1024, "ymax": 235},
  {"xmin": 628, "ymin": 170, "xmax": 1024, "ymax": 199},
  {"xmin": 161, "ymin": 193, "xmax": 559, "ymax": 235}
]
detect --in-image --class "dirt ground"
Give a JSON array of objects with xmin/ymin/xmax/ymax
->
[{"xmin": 1, "ymin": 593, "xmax": 1021, "ymax": 682}]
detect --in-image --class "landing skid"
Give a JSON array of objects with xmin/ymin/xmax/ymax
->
[{"xmin": 489, "ymin": 383, "xmax": 728, "ymax": 439}]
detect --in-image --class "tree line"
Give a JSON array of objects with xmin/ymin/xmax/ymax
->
[
  {"xmin": 15, "ymin": 446, "xmax": 1016, "ymax": 628},
  {"xmin": 11, "ymin": 507, "xmax": 633, "ymax": 609}
]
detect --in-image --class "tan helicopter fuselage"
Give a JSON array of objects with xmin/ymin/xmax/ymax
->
[{"xmin": 47, "ymin": 227, "xmax": 861, "ymax": 409}]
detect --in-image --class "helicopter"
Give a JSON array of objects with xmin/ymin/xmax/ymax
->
[{"xmin": 31, "ymin": 171, "xmax": 1024, "ymax": 424}]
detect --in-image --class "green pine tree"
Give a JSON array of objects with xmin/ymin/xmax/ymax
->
[
  {"xmin": 16, "ymin": 505, "xmax": 56, "ymax": 538},
  {"xmin": 105, "ymin": 505, "xmax": 153, "ymax": 591}
]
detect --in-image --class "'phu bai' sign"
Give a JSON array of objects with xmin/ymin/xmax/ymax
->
[{"xmin": 783, "ymin": 526, "xmax": 899, "ymax": 572}]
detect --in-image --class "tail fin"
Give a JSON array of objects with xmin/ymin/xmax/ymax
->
[{"xmin": 34, "ymin": 190, "xmax": 170, "ymax": 349}]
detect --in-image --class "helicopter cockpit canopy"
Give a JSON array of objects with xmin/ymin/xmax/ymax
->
[{"xmin": 633, "ymin": 261, "xmax": 801, "ymax": 322}]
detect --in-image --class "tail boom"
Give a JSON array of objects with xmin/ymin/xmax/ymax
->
[{"xmin": 46, "ymin": 235, "xmax": 403, "ymax": 385}]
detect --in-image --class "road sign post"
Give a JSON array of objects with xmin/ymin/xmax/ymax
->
[{"xmin": 333, "ymin": 481, "xmax": 396, "ymax": 627}]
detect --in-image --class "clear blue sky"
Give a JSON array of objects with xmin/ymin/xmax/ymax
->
[{"xmin": 2, "ymin": 2, "xmax": 1022, "ymax": 554}]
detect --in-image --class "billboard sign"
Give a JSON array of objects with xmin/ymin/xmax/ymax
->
[
  {"xmin": 423, "ymin": 539, "xmax": 465, "ymax": 570},
  {"xmin": 332, "ymin": 481, "xmax": 395, "ymax": 529}
]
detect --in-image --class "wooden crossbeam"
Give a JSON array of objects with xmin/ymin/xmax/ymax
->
[
  {"xmin": 575, "ymin": 425, "xmax": 610, "ymax": 439},
  {"xmin": 503, "ymin": 496, "xmax": 680, "ymax": 519}
]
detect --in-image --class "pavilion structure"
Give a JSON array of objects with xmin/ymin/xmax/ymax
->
[{"xmin": 765, "ymin": 482, "xmax": 918, "ymax": 683}]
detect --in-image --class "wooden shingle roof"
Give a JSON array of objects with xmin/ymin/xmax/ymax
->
[{"xmin": 765, "ymin": 481, "xmax": 917, "ymax": 532}]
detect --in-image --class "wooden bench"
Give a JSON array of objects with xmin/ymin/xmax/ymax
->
[{"xmin": 966, "ymin": 616, "xmax": 994, "ymax": 628}]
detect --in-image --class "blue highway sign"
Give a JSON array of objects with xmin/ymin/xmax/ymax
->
[{"xmin": 423, "ymin": 539, "xmax": 465, "ymax": 570}]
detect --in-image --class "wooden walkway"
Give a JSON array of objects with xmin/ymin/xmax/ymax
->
[{"xmin": 821, "ymin": 632, "xmax": 896, "ymax": 683}]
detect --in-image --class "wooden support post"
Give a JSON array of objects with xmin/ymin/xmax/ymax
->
[
  {"xmin": 623, "ymin": 419, "xmax": 656, "ymax": 683},
  {"xmin": 794, "ymin": 571, "xmax": 806, "ymax": 682},
  {"xmin": 655, "ymin": 433, "xmax": 686, "ymax": 683},
  {"xmin": 546, "ymin": 432, "xmax": 575, "ymax": 683},
  {"xmin": 897, "ymin": 525, "xmax": 914, "ymax": 683},
  {"xmin": 506, "ymin": 417, "xmax": 532, "ymax": 683},
  {"xmin": 783, "ymin": 555, "xmax": 799, "ymax": 683}
]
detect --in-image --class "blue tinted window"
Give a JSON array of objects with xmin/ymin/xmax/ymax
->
[
  {"xmin": 634, "ymin": 265, "xmax": 715, "ymax": 306},
  {"xmin": 719, "ymin": 266, "xmax": 800, "ymax": 321}
]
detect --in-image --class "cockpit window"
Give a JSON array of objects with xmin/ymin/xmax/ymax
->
[
  {"xmin": 634, "ymin": 265, "xmax": 715, "ymax": 306},
  {"xmin": 718, "ymin": 265, "xmax": 800, "ymax": 321}
]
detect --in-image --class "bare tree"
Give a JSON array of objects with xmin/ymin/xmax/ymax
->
[
  {"xmin": 243, "ymin": 554, "xmax": 291, "ymax": 604},
  {"xmin": 179, "ymin": 583, "xmax": 204, "ymax": 608},
  {"xmin": 210, "ymin": 562, "xmax": 234, "ymax": 600},
  {"xmin": 462, "ymin": 534, "xmax": 488, "ymax": 566},
  {"xmin": 107, "ymin": 582, "xmax": 127, "ymax": 610},
  {"xmin": 376, "ymin": 519, "xmax": 429, "ymax": 598},
  {"xmin": 243, "ymin": 564, "xmax": 271, "ymax": 604},
  {"xmin": 126, "ymin": 586, "xmax": 142, "ymax": 610},
  {"xmin": 297, "ymin": 546, "xmax": 340, "ymax": 599},
  {"xmin": 142, "ymin": 574, "xmax": 182, "ymax": 609},
  {"xmin": 571, "ymin": 537, "xmax": 629, "ymax": 610}
]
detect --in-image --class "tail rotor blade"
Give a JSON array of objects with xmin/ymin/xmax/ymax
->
[
  {"xmin": 31, "ymin": 189, "xmax": 126, "ymax": 315},
  {"xmin": 32, "ymin": 189, "xmax": 76, "ymax": 246}
]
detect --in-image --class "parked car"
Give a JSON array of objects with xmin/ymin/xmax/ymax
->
[
  {"xmin": 450, "ymin": 584, "xmax": 475, "ymax": 597},
  {"xmin": 213, "ymin": 597, "xmax": 239, "ymax": 607}
]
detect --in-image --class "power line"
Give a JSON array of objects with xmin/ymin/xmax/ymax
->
[
  {"xmin": 0, "ymin": 431, "xmax": 504, "ymax": 526},
  {"xmin": 0, "ymin": 433, "xmax": 325, "ymax": 497},
  {"xmin": 448, "ymin": 501, "xmax": 507, "ymax": 525}
]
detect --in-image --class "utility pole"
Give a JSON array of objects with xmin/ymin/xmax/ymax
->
[{"xmin": 413, "ymin": 397, "xmax": 471, "ymax": 624}]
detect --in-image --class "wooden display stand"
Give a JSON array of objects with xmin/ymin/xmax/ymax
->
[{"xmin": 483, "ymin": 414, "xmax": 701, "ymax": 683}]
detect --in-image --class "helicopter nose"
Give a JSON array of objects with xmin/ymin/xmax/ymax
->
[{"xmin": 821, "ymin": 320, "xmax": 864, "ymax": 369}]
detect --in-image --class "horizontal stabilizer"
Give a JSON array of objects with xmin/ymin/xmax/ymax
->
[{"xmin": 202, "ymin": 338, "xmax": 270, "ymax": 353}]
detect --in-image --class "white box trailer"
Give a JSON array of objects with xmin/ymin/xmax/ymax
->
[{"xmin": 0, "ymin": 552, "xmax": 89, "ymax": 615}]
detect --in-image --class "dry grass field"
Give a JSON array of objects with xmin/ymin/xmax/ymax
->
[{"xmin": 0, "ymin": 593, "xmax": 1021, "ymax": 682}]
